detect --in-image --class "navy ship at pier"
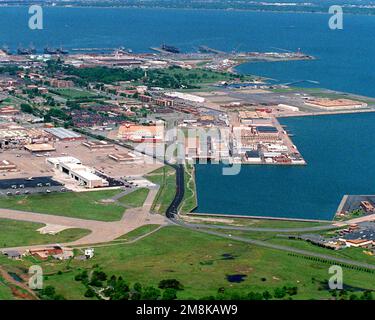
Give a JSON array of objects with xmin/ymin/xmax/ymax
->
[
  {"xmin": 44, "ymin": 47, "xmax": 69, "ymax": 54},
  {"xmin": 17, "ymin": 46, "xmax": 36, "ymax": 55},
  {"xmin": 161, "ymin": 44, "xmax": 180, "ymax": 54}
]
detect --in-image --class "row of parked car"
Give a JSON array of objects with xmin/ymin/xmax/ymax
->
[
  {"xmin": 10, "ymin": 182, "xmax": 52, "ymax": 189},
  {"xmin": 3, "ymin": 187, "xmax": 68, "ymax": 196}
]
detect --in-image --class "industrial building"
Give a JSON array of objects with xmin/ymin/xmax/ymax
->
[
  {"xmin": 44, "ymin": 127, "xmax": 84, "ymax": 141},
  {"xmin": 165, "ymin": 92, "xmax": 205, "ymax": 103},
  {"xmin": 24, "ymin": 143, "xmax": 56, "ymax": 153},
  {"xmin": 83, "ymin": 140, "xmax": 114, "ymax": 150},
  {"xmin": 0, "ymin": 124, "xmax": 50, "ymax": 149},
  {"xmin": 238, "ymin": 110, "xmax": 272, "ymax": 125},
  {"xmin": 245, "ymin": 150, "xmax": 262, "ymax": 163},
  {"xmin": 277, "ymin": 104, "xmax": 300, "ymax": 112},
  {"xmin": 304, "ymin": 98, "xmax": 367, "ymax": 110},
  {"xmin": 0, "ymin": 160, "xmax": 17, "ymax": 172},
  {"xmin": 118, "ymin": 122, "xmax": 164, "ymax": 143},
  {"xmin": 108, "ymin": 152, "xmax": 140, "ymax": 162},
  {"xmin": 47, "ymin": 156, "xmax": 109, "ymax": 189}
]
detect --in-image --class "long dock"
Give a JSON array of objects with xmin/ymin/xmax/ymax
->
[
  {"xmin": 198, "ymin": 45, "xmax": 225, "ymax": 55},
  {"xmin": 150, "ymin": 47, "xmax": 175, "ymax": 54},
  {"xmin": 277, "ymin": 108, "xmax": 375, "ymax": 118}
]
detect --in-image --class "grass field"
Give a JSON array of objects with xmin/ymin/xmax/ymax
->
[
  {"xmin": 1, "ymin": 226, "xmax": 374, "ymax": 300},
  {"xmin": 208, "ymin": 228, "xmax": 375, "ymax": 266},
  {"xmin": 52, "ymin": 88, "xmax": 98, "ymax": 99},
  {"xmin": 0, "ymin": 190, "xmax": 124, "ymax": 221},
  {"xmin": 0, "ymin": 218, "xmax": 90, "ymax": 248},
  {"xmin": 0, "ymin": 277, "xmax": 14, "ymax": 300},
  {"xmin": 146, "ymin": 166, "xmax": 176, "ymax": 214},
  {"xmin": 180, "ymin": 164, "xmax": 197, "ymax": 213},
  {"xmin": 118, "ymin": 188, "xmax": 149, "ymax": 208}
]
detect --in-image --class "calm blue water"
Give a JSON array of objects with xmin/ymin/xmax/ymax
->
[
  {"xmin": 2, "ymin": 6, "xmax": 375, "ymax": 219},
  {"xmin": 1, "ymin": 7, "xmax": 375, "ymax": 96},
  {"xmin": 195, "ymin": 112, "xmax": 375, "ymax": 220}
]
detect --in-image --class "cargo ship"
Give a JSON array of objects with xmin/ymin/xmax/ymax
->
[
  {"xmin": 17, "ymin": 46, "xmax": 36, "ymax": 55},
  {"xmin": 44, "ymin": 47, "xmax": 59, "ymax": 54},
  {"xmin": 44, "ymin": 47, "xmax": 69, "ymax": 55},
  {"xmin": 161, "ymin": 44, "xmax": 180, "ymax": 54}
]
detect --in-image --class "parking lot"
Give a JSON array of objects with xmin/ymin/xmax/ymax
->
[{"xmin": 0, "ymin": 176, "xmax": 66, "ymax": 197}]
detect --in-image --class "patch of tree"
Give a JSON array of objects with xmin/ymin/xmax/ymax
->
[
  {"xmin": 330, "ymin": 289, "xmax": 373, "ymax": 300},
  {"xmin": 287, "ymin": 253, "xmax": 375, "ymax": 274},
  {"xmin": 37, "ymin": 285, "xmax": 65, "ymax": 300},
  {"xmin": 44, "ymin": 108, "xmax": 71, "ymax": 122},
  {"xmin": 0, "ymin": 65, "xmax": 19, "ymax": 75},
  {"xmin": 158, "ymin": 279, "xmax": 184, "ymax": 291},
  {"xmin": 20, "ymin": 103, "xmax": 34, "ymax": 114},
  {"xmin": 74, "ymin": 268, "xmax": 183, "ymax": 300},
  {"xmin": 200, "ymin": 286, "xmax": 297, "ymax": 300},
  {"xmin": 45, "ymin": 59, "xmax": 64, "ymax": 74},
  {"xmin": 63, "ymin": 65, "xmax": 244, "ymax": 89},
  {"xmin": 64, "ymin": 66, "xmax": 145, "ymax": 85}
]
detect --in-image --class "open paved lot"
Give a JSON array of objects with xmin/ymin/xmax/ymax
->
[{"xmin": 0, "ymin": 140, "xmax": 163, "ymax": 181}]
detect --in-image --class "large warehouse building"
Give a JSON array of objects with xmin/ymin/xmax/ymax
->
[
  {"xmin": 46, "ymin": 156, "xmax": 109, "ymax": 189},
  {"xmin": 44, "ymin": 127, "xmax": 84, "ymax": 141}
]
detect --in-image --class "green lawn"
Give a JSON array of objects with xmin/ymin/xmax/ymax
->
[
  {"xmin": 118, "ymin": 188, "xmax": 149, "ymax": 208},
  {"xmin": 0, "ymin": 190, "xmax": 125, "ymax": 221},
  {"xmin": 0, "ymin": 277, "xmax": 14, "ymax": 300},
  {"xmin": 180, "ymin": 164, "xmax": 197, "ymax": 213},
  {"xmin": 52, "ymin": 88, "xmax": 98, "ymax": 99},
  {"xmin": 1, "ymin": 226, "xmax": 374, "ymax": 300},
  {"xmin": 0, "ymin": 218, "xmax": 90, "ymax": 248},
  {"xmin": 146, "ymin": 166, "xmax": 176, "ymax": 214},
  {"xmin": 209, "ymin": 229, "xmax": 375, "ymax": 266}
]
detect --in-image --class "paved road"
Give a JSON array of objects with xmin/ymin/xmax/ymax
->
[
  {"xmin": 166, "ymin": 164, "xmax": 184, "ymax": 219},
  {"xmin": 0, "ymin": 188, "xmax": 168, "ymax": 251}
]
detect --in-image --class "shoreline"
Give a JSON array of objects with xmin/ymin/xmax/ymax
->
[
  {"xmin": 276, "ymin": 108, "xmax": 375, "ymax": 118},
  {"xmin": 3, "ymin": 4, "xmax": 375, "ymax": 18},
  {"xmin": 186, "ymin": 212, "xmax": 332, "ymax": 223}
]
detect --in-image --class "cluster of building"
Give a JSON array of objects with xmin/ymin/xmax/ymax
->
[
  {"xmin": 70, "ymin": 109, "xmax": 125, "ymax": 128},
  {"xmin": 0, "ymin": 123, "xmax": 51, "ymax": 149},
  {"xmin": 183, "ymin": 131, "xmax": 230, "ymax": 162},
  {"xmin": 291, "ymin": 222, "xmax": 375, "ymax": 252},
  {"xmin": 232, "ymin": 110, "xmax": 305, "ymax": 165},
  {"xmin": 3, "ymin": 245, "xmax": 95, "ymax": 261}
]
